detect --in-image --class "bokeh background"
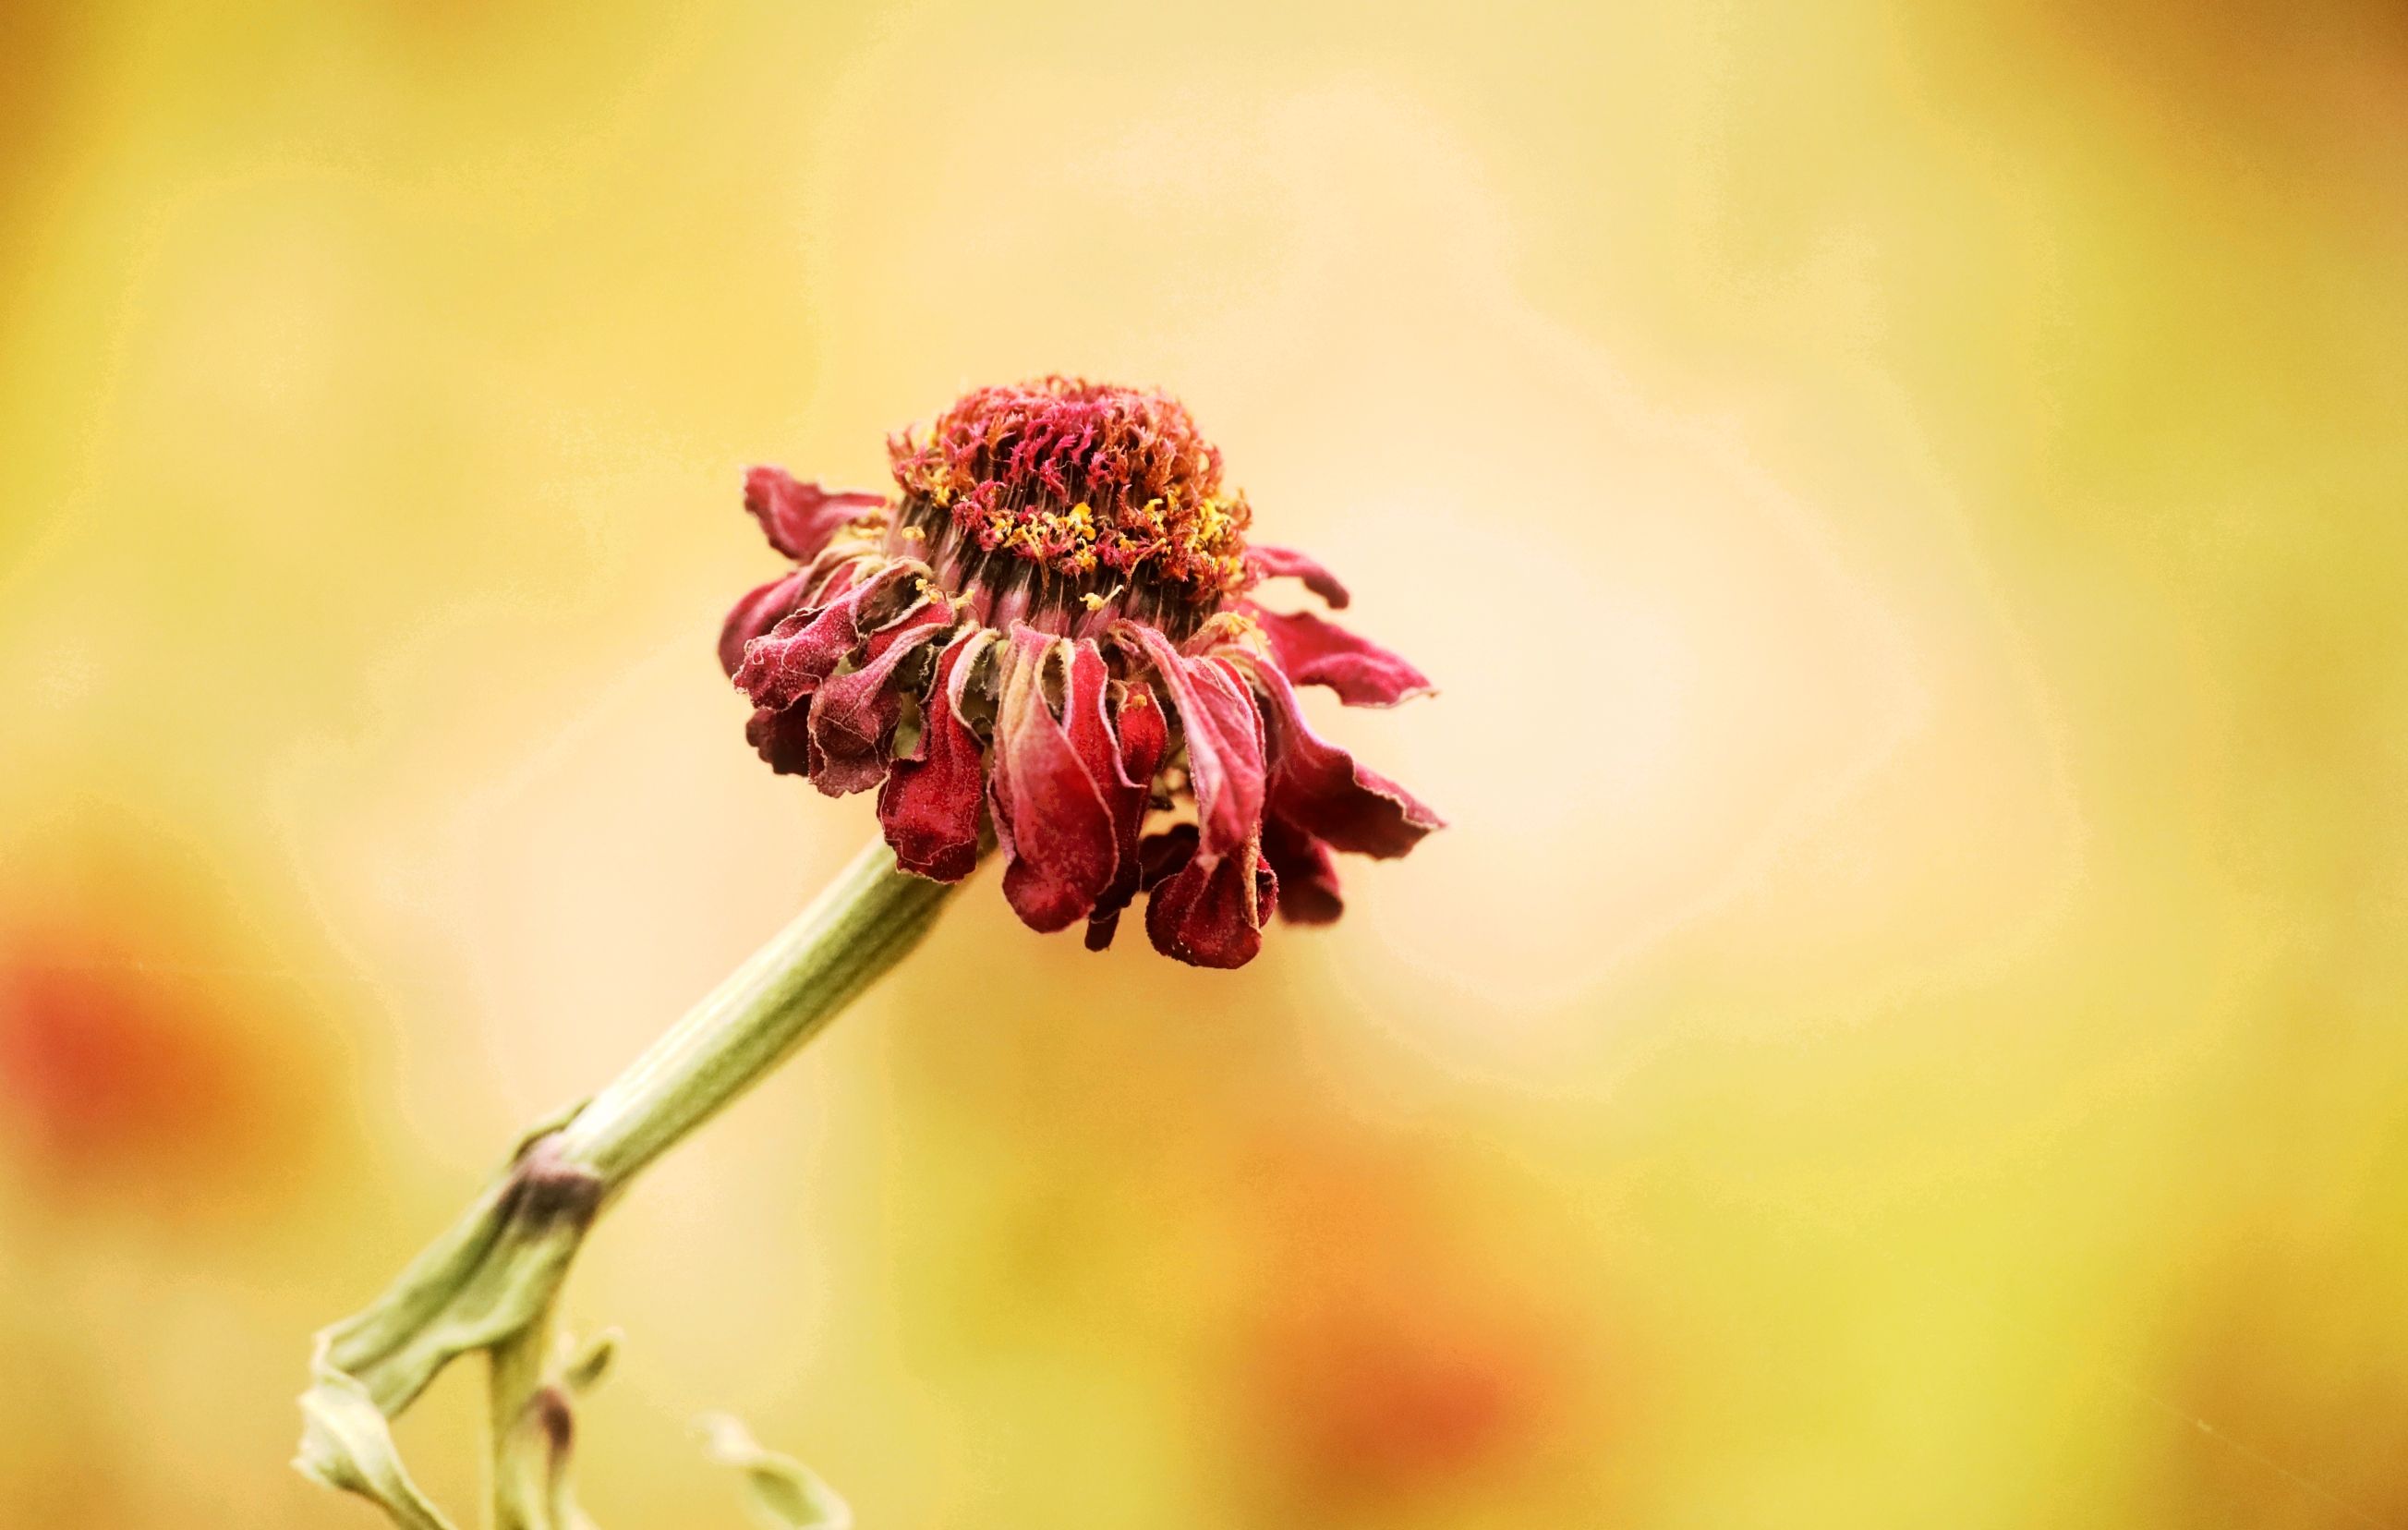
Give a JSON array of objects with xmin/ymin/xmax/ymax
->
[{"xmin": 4, "ymin": 1, "xmax": 2406, "ymax": 1525}]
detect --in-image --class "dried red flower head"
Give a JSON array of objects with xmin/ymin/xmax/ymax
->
[{"xmin": 720, "ymin": 377, "xmax": 1442, "ymax": 967}]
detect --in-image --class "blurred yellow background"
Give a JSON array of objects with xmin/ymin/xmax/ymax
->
[{"xmin": 4, "ymin": 0, "xmax": 2406, "ymax": 1525}]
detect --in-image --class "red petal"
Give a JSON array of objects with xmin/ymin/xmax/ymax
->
[
  {"xmin": 1126, "ymin": 625, "xmax": 1265, "ymax": 861},
  {"xmin": 1262, "ymin": 817, "xmax": 1344, "ymax": 925},
  {"xmin": 1250, "ymin": 661, "xmax": 1443, "ymax": 858},
  {"xmin": 1246, "ymin": 544, "xmax": 1350, "ymax": 609},
  {"xmin": 719, "ymin": 570, "xmax": 808, "ymax": 676},
  {"xmin": 1253, "ymin": 607, "xmax": 1434, "ymax": 708},
  {"xmin": 744, "ymin": 468, "xmax": 885, "ymax": 562},
  {"xmin": 878, "ymin": 632, "xmax": 991, "ymax": 881},
  {"xmin": 1083, "ymin": 681, "xmax": 1170, "ymax": 951},
  {"xmin": 744, "ymin": 699, "xmax": 817, "ymax": 777},
  {"xmin": 732, "ymin": 562, "xmax": 911, "ymax": 710},
  {"xmin": 1124, "ymin": 625, "xmax": 1274, "ymax": 964},
  {"xmin": 1144, "ymin": 843, "xmax": 1277, "ymax": 968},
  {"xmin": 807, "ymin": 620, "xmax": 952, "ymax": 797},
  {"xmin": 991, "ymin": 631, "xmax": 1120, "ymax": 933}
]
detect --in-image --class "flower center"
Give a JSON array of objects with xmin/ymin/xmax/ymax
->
[{"xmin": 888, "ymin": 377, "xmax": 1250, "ymax": 636}]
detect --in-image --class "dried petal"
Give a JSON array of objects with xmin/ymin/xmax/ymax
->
[
  {"xmin": 1083, "ymin": 682, "xmax": 1169, "ymax": 952},
  {"xmin": 991, "ymin": 631, "xmax": 1119, "ymax": 932},
  {"xmin": 1124, "ymin": 625, "xmax": 1274, "ymax": 965},
  {"xmin": 719, "ymin": 570, "xmax": 809, "ymax": 677},
  {"xmin": 732, "ymin": 565, "xmax": 911, "ymax": 710},
  {"xmin": 1145, "ymin": 841, "xmax": 1277, "ymax": 968},
  {"xmin": 807, "ymin": 615, "xmax": 953, "ymax": 797},
  {"xmin": 1246, "ymin": 544, "xmax": 1350, "ymax": 608},
  {"xmin": 744, "ymin": 700, "xmax": 817, "ymax": 777},
  {"xmin": 1248, "ymin": 661, "xmax": 1443, "ymax": 858},
  {"xmin": 1126, "ymin": 625, "xmax": 1265, "ymax": 859},
  {"xmin": 1252, "ymin": 607, "xmax": 1434, "ymax": 708},
  {"xmin": 878, "ymin": 632, "xmax": 992, "ymax": 881},
  {"xmin": 744, "ymin": 468, "xmax": 885, "ymax": 562}
]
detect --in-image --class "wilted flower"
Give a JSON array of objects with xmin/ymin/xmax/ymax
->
[{"xmin": 720, "ymin": 377, "xmax": 1441, "ymax": 967}]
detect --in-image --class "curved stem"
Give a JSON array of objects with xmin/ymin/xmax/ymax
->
[
  {"xmin": 296, "ymin": 839, "xmax": 961, "ymax": 1530},
  {"xmin": 557, "ymin": 841, "xmax": 951, "ymax": 1184}
]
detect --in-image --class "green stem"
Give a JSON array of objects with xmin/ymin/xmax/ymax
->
[
  {"xmin": 556, "ymin": 841, "xmax": 952, "ymax": 1184},
  {"xmin": 295, "ymin": 839, "xmax": 960, "ymax": 1530},
  {"xmin": 485, "ymin": 1296, "xmax": 557, "ymax": 1530}
]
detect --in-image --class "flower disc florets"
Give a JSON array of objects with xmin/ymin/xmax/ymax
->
[
  {"xmin": 720, "ymin": 377, "xmax": 1442, "ymax": 968},
  {"xmin": 888, "ymin": 377, "xmax": 1252, "ymax": 638}
]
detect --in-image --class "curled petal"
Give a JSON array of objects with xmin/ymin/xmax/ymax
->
[
  {"xmin": 1083, "ymin": 683, "xmax": 1169, "ymax": 952},
  {"xmin": 1123, "ymin": 624, "xmax": 1273, "ymax": 965},
  {"xmin": 879, "ymin": 632, "xmax": 992, "ymax": 881},
  {"xmin": 807, "ymin": 617, "xmax": 953, "ymax": 797},
  {"xmin": 1125, "ymin": 625, "xmax": 1265, "ymax": 860},
  {"xmin": 1262, "ymin": 817, "xmax": 1343, "ymax": 925},
  {"xmin": 732, "ymin": 563, "xmax": 916, "ymax": 710},
  {"xmin": 1252, "ymin": 607, "xmax": 1434, "ymax": 708},
  {"xmin": 719, "ymin": 570, "xmax": 809, "ymax": 677},
  {"xmin": 1246, "ymin": 544, "xmax": 1350, "ymax": 608},
  {"xmin": 991, "ymin": 631, "xmax": 1120, "ymax": 933},
  {"xmin": 1249, "ymin": 661, "xmax": 1443, "ymax": 858},
  {"xmin": 1145, "ymin": 840, "xmax": 1277, "ymax": 968},
  {"xmin": 744, "ymin": 700, "xmax": 817, "ymax": 777},
  {"xmin": 744, "ymin": 468, "xmax": 885, "ymax": 562}
]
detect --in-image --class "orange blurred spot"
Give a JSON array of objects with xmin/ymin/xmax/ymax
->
[
  {"xmin": 1233, "ymin": 1129, "xmax": 1582, "ymax": 1512},
  {"xmin": 0, "ymin": 914, "xmax": 302, "ymax": 1206},
  {"xmin": 1254, "ymin": 1278, "xmax": 1554, "ymax": 1503}
]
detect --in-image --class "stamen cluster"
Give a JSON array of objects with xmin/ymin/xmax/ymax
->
[{"xmin": 889, "ymin": 375, "xmax": 1251, "ymax": 622}]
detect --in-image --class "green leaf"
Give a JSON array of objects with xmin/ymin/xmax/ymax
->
[
  {"xmin": 697, "ymin": 1413, "xmax": 854, "ymax": 1530},
  {"xmin": 294, "ymin": 1364, "xmax": 461, "ymax": 1530}
]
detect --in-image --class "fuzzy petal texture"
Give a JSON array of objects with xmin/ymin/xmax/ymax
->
[
  {"xmin": 1249, "ymin": 661, "xmax": 1444, "ymax": 858},
  {"xmin": 744, "ymin": 468, "xmax": 885, "ymax": 562},
  {"xmin": 1126, "ymin": 625, "xmax": 1274, "ymax": 963},
  {"xmin": 991, "ymin": 631, "xmax": 1121, "ymax": 933},
  {"xmin": 719, "ymin": 570, "xmax": 811, "ymax": 676},
  {"xmin": 1145, "ymin": 840, "xmax": 1277, "ymax": 968},
  {"xmin": 744, "ymin": 699, "xmax": 817, "ymax": 778},
  {"xmin": 732, "ymin": 564, "xmax": 906, "ymax": 710},
  {"xmin": 878, "ymin": 631, "xmax": 992, "ymax": 881},
  {"xmin": 1245, "ymin": 544, "xmax": 1350, "ymax": 609},
  {"xmin": 1252, "ymin": 607, "xmax": 1434, "ymax": 708},
  {"xmin": 1126, "ymin": 625, "xmax": 1265, "ymax": 860},
  {"xmin": 807, "ymin": 618, "xmax": 951, "ymax": 796}
]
